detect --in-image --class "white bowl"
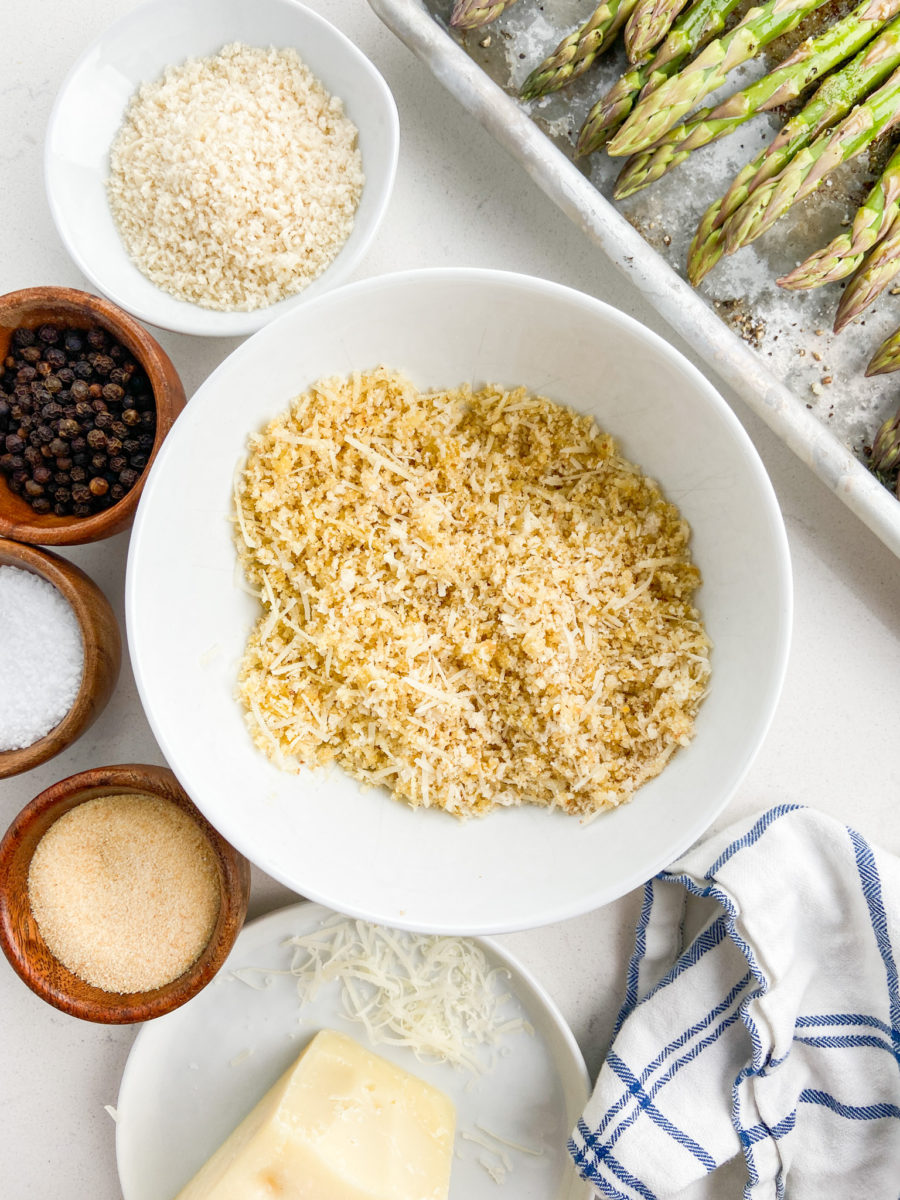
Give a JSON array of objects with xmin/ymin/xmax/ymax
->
[
  {"xmin": 126, "ymin": 269, "xmax": 792, "ymax": 933},
  {"xmin": 44, "ymin": 0, "xmax": 399, "ymax": 338}
]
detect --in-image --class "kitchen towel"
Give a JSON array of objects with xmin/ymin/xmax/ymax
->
[{"xmin": 569, "ymin": 804, "xmax": 900, "ymax": 1199}]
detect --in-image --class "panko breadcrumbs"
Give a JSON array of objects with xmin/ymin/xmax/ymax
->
[
  {"xmin": 234, "ymin": 369, "xmax": 711, "ymax": 819},
  {"xmin": 107, "ymin": 43, "xmax": 363, "ymax": 312}
]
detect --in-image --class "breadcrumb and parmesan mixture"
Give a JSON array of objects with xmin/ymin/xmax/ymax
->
[
  {"xmin": 235, "ymin": 369, "xmax": 710, "ymax": 819},
  {"xmin": 107, "ymin": 43, "xmax": 364, "ymax": 312}
]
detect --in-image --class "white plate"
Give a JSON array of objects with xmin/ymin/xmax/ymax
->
[
  {"xmin": 126, "ymin": 268, "xmax": 792, "ymax": 933},
  {"xmin": 115, "ymin": 901, "xmax": 592, "ymax": 1200},
  {"xmin": 44, "ymin": 0, "xmax": 399, "ymax": 337}
]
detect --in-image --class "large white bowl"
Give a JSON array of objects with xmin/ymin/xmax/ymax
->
[
  {"xmin": 44, "ymin": 0, "xmax": 399, "ymax": 337},
  {"xmin": 126, "ymin": 269, "xmax": 792, "ymax": 933}
]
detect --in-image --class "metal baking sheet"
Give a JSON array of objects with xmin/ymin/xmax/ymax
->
[{"xmin": 369, "ymin": 0, "xmax": 900, "ymax": 557}]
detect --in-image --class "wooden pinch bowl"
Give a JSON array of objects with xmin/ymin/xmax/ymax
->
[
  {"xmin": 0, "ymin": 764, "xmax": 252, "ymax": 1023},
  {"xmin": 0, "ymin": 539, "xmax": 121, "ymax": 779},
  {"xmin": 0, "ymin": 286, "xmax": 186, "ymax": 545}
]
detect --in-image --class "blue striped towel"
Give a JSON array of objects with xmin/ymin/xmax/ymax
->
[{"xmin": 569, "ymin": 805, "xmax": 900, "ymax": 1199}]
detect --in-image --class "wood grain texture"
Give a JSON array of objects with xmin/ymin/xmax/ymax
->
[
  {"xmin": 0, "ymin": 286, "xmax": 186, "ymax": 545},
  {"xmin": 0, "ymin": 764, "xmax": 252, "ymax": 1024},
  {"xmin": 0, "ymin": 539, "xmax": 122, "ymax": 778}
]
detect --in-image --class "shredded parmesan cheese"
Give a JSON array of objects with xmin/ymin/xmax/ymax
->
[
  {"xmin": 235, "ymin": 369, "xmax": 710, "ymax": 818},
  {"xmin": 234, "ymin": 916, "xmax": 531, "ymax": 1073}
]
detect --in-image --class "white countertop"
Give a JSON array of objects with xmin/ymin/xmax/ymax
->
[{"xmin": 2, "ymin": 2, "xmax": 900, "ymax": 1197}]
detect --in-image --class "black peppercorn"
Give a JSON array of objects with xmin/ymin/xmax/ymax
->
[{"xmin": 0, "ymin": 321, "xmax": 155, "ymax": 517}]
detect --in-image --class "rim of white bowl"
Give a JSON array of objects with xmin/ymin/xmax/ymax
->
[
  {"xmin": 43, "ymin": 0, "xmax": 400, "ymax": 338},
  {"xmin": 126, "ymin": 268, "xmax": 793, "ymax": 933}
]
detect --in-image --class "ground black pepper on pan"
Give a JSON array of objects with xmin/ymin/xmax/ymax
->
[{"xmin": 0, "ymin": 324, "xmax": 156, "ymax": 517}]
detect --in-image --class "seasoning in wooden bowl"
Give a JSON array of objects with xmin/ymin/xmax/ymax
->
[
  {"xmin": 0, "ymin": 321, "xmax": 156, "ymax": 518},
  {"xmin": 27, "ymin": 792, "xmax": 221, "ymax": 993},
  {"xmin": 0, "ymin": 564, "xmax": 84, "ymax": 752}
]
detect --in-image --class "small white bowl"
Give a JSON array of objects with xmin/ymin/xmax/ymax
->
[
  {"xmin": 126, "ymin": 268, "xmax": 792, "ymax": 934},
  {"xmin": 44, "ymin": 0, "xmax": 399, "ymax": 338}
]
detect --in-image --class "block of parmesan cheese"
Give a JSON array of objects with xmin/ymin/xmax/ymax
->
[{"xmin": 175, "ymin": 1029, "xmax": 455, "ymax": 1200}]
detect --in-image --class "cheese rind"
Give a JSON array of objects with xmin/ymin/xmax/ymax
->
[{"xmin": 175, "ymin": 1029, "xmax": 455, "ymax": 1200}]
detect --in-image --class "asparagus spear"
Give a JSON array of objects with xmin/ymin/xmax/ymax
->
[
  {"xmin": 867, "ymin": 324, "xmax": 900, "ymax": 373},
  {"xmin": 868, "ymin": 404, "xmax": 900, "ymax": 483},
  {"xmin": 687, "ymin": 18, "xmax": 900, "ymax": 283},
  {"xmin": 520, "ymin": 0, "xmax": 639, "ymax": 100},
  {"xmin": 577, "ymin": 0, "xmax": 744, "ymax": 154},
  {"xmin": 614, "ymin": 0, "xmax": 898, "ymax": 199},
  {"xmin": 723, "ymin": 67, "xmax": 900, "ymax": 253},
  {"xmin": 450, "ymin": 0, "xmax": 518, "ymax": 29},
  {"xmin": 779, "ymin": 143, "xmax": 900, "ymax": 289},
  {"xmin": 832, "ymin": 210, "xmax": 900, "ymax": 328},
  {"xmin": 624, "ymin": 0, "xmax": 690, "ymax": 62},
  {"xmin": 608, "ymin": 0, "xmax": 834, "ymax": 156}
]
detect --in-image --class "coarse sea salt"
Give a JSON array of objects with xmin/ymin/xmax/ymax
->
[{"xmin": 0, "ymin": 566, "xmax": 84, "ymax": 751}]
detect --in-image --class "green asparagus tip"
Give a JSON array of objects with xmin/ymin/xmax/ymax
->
[{"xmin": 869, "ymin": 406, "xmax": 900, "ymax": 478}]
